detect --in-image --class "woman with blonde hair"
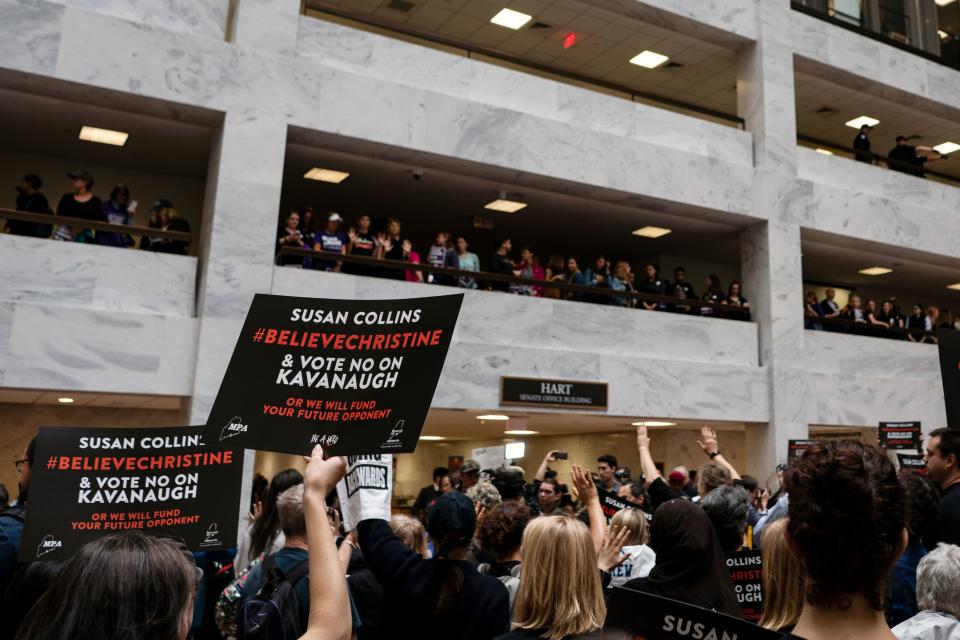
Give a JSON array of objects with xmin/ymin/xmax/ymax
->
[
  {"xmin": 498, "ymin": 516, "xmax": 606, "ymax": 639},
  {"xmin": 758, "ymin": 518, "xmax": 805, "ymax": 633},
  {"xmin": 607, "ymin": 508, "xmax": 656, "ymax": 587}
]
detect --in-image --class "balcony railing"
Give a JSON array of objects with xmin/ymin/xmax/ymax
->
[
  {"xmin": 280, "ymin": 246, "xmax": 750, "ymax": 320},
  {"xmin": 806, "ymin": 314, "xmax": 941, "ymax": 342},
  {"xmin": 0, "ymin": 208, "xmax": 192, "ymax": 244}
]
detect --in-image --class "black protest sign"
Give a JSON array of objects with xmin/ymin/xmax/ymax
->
[
  {"xmin": 599, "ymin": 489, "xmax": 629, "ymax": 522},
  {"xmin": 898, "ymin": 453, "xmax": 928, "ymax": 476},
  {"xmin": 206, "ymin": 293, "xmax": 463, "ymax": 456},
  {"xmin": 21, "ymin": 426, "xmax": 242, "ymax": 562},
  {"xmin": 726, "ymin": 549, "xmax": 764, "ymax": 623},
  {"xmin": 938, "ymin": 331, "xmax": 960, "ymax": 428},
  {"xmin": 787, "ymin": 439, "xmax": 816, "ymax": 464},
  {"xmin": 602, "ymin": 587, "xmax": 780, "ymax": 640},
  {"xmin": 879, "ymin": 421, "xmax": 922, "ymax": 450}
]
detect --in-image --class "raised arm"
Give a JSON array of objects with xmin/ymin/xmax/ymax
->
[
  {"xmin": 570, "ymin": 463, "xmax": 605, "ymax": 554},
  {"xmin": 697, "ymin": 426, "xmax": 741, "ymax": 480},
  {"xmin": 534, "ymin": 450, "xmax": 560, "ymax": 482},
  {"xmin": 300, "ymin": 446, "xmax": 351, "ymax": 640},
  {"xmin": 635, "ymin": 425, "xmax": 660, "ymax": 483}
]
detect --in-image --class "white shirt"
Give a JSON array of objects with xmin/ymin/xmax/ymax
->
[{"xmin": 607, "ymin": 544, "xmax": 656, "ymax": 587}]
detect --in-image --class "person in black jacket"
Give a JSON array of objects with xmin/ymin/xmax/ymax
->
[
  {"xmin": 852, "ymin": 125, "xmax": 873, "ymax": 163},
  {"xmin": 411, "ymin": 467, "xmax": 448, "ymax": 522},
  {"xmin": 357, "ymin": 492, "xmax": 511, "ymax": 640},
  {"xmin": 8, "ymin": 174, "xmax": 51, "ymax": 237}
]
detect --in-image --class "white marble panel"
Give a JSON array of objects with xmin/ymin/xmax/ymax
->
[
  {"xmin": 271, "ymin": 269, "xmax": 760, "ymax": 367},
  {"xmin": 609, "ymin": 0, "xmax": 757, "ymax": 42},
  {"xmin": 433, "ymin": 342, "xmax": 770, "ymax": 422},
  {"xmin": 792, "ymin": 11, "xmax": 960, "ymax": 110},
  {"xmin": 803, "ymin": 330, "xmax": 939, "ymax": 380},
  {"xmin": 295, "ymin": 18, "xmax": 754, "ymax": 165},
  {"xmin": 0, "ymin": 0, "xmax": 64, "ymax": 76},
  {"xmin": 797, "ymin": 147, "xmax": 960, "ymax": 214},
  {"xmin": 0, "ymin": 301, "xmax": 197, "ymax": 395},
  {"xmin": 0, "ymin": 235, "xmax": 196, "ymax": 317},
  {"xmin": 46, "ymin": 0, "xmax": 227, "ymax": 39}
]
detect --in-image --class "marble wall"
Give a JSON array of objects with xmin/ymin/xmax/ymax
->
[{"xmin": 0, "ymin": 235, "xmax": 196, "ymax": 316}]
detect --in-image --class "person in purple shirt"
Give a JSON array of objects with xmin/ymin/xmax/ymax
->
[
  {"xmin": 313, "ymin": 211, "xmax": 347, "ymax": 271},
  {"xmin": 95, "ymin": 184, "xmax": 135, "ymax": 248}
]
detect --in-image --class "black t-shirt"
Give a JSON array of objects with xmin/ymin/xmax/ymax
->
[
  {"xmin": 638, "ymin": 277, "xmax": 667, "ymax": 308},
  {"xmin": 151, "ymin": 217, "xmax": 192, "ymax": 255},
  {"xmin": 933, "ymin": 482, "xmax": 960, "ymax": 547},
  {"xmin": 673, "ymin": 280, "xmax": 696, "ymax": 299},
  {"xmin": 276, "ymin": 226, "xmax": 304, "ymax": 266},
  {"xmin": 489, "ymin": 252, "xmax": 514, "ymax": 291},
  {"xmin": 10, "ymin": 191, "xmax": 51, "ymax": 237},
  {"xmin": 56, "ymin": 193, "xmax": 102, "ymax": 220},
  {"xmin": 344, "ymin": 231, "xmax": 375, "ymax": 276}
]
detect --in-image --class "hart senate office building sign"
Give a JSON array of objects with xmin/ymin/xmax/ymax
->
[{"xmin": 500, "ymin": 377, "xmax": 607, "ymax": 410}]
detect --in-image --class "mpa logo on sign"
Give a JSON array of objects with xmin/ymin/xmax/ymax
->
[
  {"xmin": 199, "ymin": 523, "xmax": 222, "ymax": 548},
  {"xmin": 36, "ymin": 534, "xmax": 62, "ymax": 558},
  {"xmin": 381, "ymin": 420, "xmax": 405, "ymax": 449},
  {"xmin": 220, "ymin": 416, "xmax": 248, "ymax": 442}
]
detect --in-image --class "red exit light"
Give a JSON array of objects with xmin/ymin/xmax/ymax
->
[{"xmin": 563, "ymin": 32, "xmax": 577, "ymax": 49}]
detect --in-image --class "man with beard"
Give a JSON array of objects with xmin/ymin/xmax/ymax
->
[{"xmin": 0, "ymin": 436, "xmax": 34, "ymax": 596}]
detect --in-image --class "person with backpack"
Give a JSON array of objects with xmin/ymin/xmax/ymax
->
[
  {"xmin": 0, "ymin": 436, "xmax": 34, "ymax": 599},
  {"xmin": 357, "ymin": 491, "xmax": 511, "ymax": 639},
  {"xmin": 239, "ymin": 483, "xmax": 312, "ymax": 638},
  {"xmin": 476, "ymin": 501, "xmax": 533, "ymax": 614},
  {"xmin": 240, "ymin": 446, "xmax": 352, "ymax": 640}
]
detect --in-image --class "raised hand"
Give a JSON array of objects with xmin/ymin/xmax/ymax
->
[
  {"xmin": 597, "ymin": 524, "xmax": 632, "ymax": 572},
  {"xmin": 636, "ymin": 425, "xmax": 650, "ymax": 450},
  {"xmin": 570, "ymin": 463, "xmax": 598, "ymax": 505},
  {"xmin": 697, "ymin": 426, "xmax": 719, "ymax": 455},
  {"xmin": 302, "ymin": 445, "xmax": 346, "ymax": 501}
]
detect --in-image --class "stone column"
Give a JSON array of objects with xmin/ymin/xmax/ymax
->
[
  {"xmin": 188, "ymin": 111, "xmax": 288, "ymax": 535},
  {"xmin": 738, "ymin": 0, "xmax": 808, "ymax": 476}
]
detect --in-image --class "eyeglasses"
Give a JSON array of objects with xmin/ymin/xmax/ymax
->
[{"xmin": 14, "ymin": 459, "xmax": 29, "ymax": 473}]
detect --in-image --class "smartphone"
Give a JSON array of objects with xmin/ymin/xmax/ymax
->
[{"xmin": 554, "ymin": 451, "xmax": 568, "ymax": 460}]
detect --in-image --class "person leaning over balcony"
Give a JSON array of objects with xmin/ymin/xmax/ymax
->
[
  {"xmin": 722, "ymin": 280, "xmax": 751, "ymax": 321},
  {"xmin": 564, "ymin": 257, "xmax": 589, "ymax": 301},
  {"xmin": 671, "ymin": 266, "xmax": 696, "ymax": 314},
  {"xmin": 314, "ymin": 211, "xmax": 347, "ymax": 272},
  {"xmin": 8, "ymin": 173, "xmax": 51, "ymax": 238},
  {"xmin": 542, "ymin": 254, "xmax": 566, "ymax": 299},
  {"xmin": 888, "ymin": 135, "xmax": 948, "ymax": 178},
  {"xmin": 344, "ymin": 213, "xmax": 374, "ymax": 276},
  {"xmin": 805, "ymin": 291, "xmax": 824, "ymax": 330},
  {"xmin": 877, "ymin": 299, "xmax": 903, "ymax": 330},
  {"xmin": 153, "ymin": 205, "xmax": 192, "ymax": 255},
  {"xmin": 637, "ymin": 262, "xmax": 667, "ymax": 311},
  {"xmin": 96, "ymin": 184, "xmax": 135, "ymax": 248},
  {"xmin": 54, "ymin": 170, "xmax": 102, "ymax": 242},
  {"xmin": 298, "ymin": 206, "xmax": 317, "ymax": 269},
  {"xmin": 925, "ymin": 307, "xmax": 941, "ymax": 344},
  {"xmin": 906, "ymin": 304, "xmax": 929, "ymax": 343},
  {"xmin": 510, "ymin": 245, "xmax": 544, "ymax": 296},
  {"xmin": 487, "ymin": 236, "xmax": 514, "ymax": 292},
  {"xmin": 276, "ymin": 210, "xmax": 306, "ymax": 267},
  {"xmin": 853, "ymin": 124, "xmax": 874, "ymax": 163},
  {"xmin": 140, "ymin": 198, "xmax": 170, "ymax": 251},
  {"xmin": 454, "ymin": 235, "xmax": 479, "ymax": 289},
  {"xmin": 700, "ymin": 274, "xmax": 725, "ymax": 316},
  {"xmin": 841, "ymin": 293, "xmax": 866, "ymax": 325},
  {"xmin": 609, "ymin": 261, "xmax": 635, "ymax": 308},
  {"xmin": 425, "ymin": 231, "xmax": 451, "ymax": 284}
]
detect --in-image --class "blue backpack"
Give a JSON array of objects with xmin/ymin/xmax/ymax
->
[{"xmin": 239, "ymin": 555, "xmax": 309, "ymax": 640}]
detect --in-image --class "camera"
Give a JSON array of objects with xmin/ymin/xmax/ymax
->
[
  {"xmin": 554, "ymin": 451, "xmax": 568, "ymax": 460},
  {"xmin": 412, "ymin": 169, "xmax": 424, "ymax": 180}
]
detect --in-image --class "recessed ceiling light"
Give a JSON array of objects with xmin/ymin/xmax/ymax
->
[
  {"xmin": 935, "ymin": 0, "xmax": 953, "ymax": 6},
  {"xmin": 934, "ymin": 142, "xmax": 960, "ymax": 155},
  {"xmin": 57, "ymin": 397, "xmax": 75, "ymax": 404},
  {"xmin": 303, "ymin": 167, "xmax": 350, "ymax": 183},
  {"xmin": 419, "ymin": 435, "xmax": 445, "ymax": 441},
  {"xmin": 490, "ymin": 8, "xmax": 531, "ymax": 30},
  {"xmin": 78, "ymin": 126, "xmax": 129, "ymax": 146},
  {"xmin": 631, "ymin": 420, "xmax": 676, "ymax": 427},
  {"xmin": 947, "ymin": 283, "xmax": 960, "ymax": 291},
  {"xmin": 858, "ymin": 267, "xmax": 893, "ymax": 276},
  {"xmin": 477, "ymin": 414, "xmax": 510, "ymax": 421},
  {"xmin": 484, "ymin": 199, "xmax": 527, "ymax": 213},
  {"xmin": 845, "ymin": 115, "xmax": 880, "ymax": 129},
  {"xmin": 632, "ymin": 226, "xmax": 672, "ymax": 238},
  {"xmin": 629, "ymin": 50, "xmax": 669, "ymax": 68},
  {"xmin": 815, "ymin": 148, "xmax": 834, "ymax": 155},
  {"xmin": 504, "ymin": 429, "xmax": 539, "ymax": 435}
]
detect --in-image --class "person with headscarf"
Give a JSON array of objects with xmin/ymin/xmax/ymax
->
[
  {"xmin": 622, "ymin": 499, "xmax": 741, "ymax": 617},
  {"xmin": 357, "ymin": 492, "xmax": 510, "ymax": 639}
]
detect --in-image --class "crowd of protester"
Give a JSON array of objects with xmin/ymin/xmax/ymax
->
[
  {"xmin": 805, "ymin": 287, "xmax": 960, "ymax": 343},
  {"xmin": 4, "ymin": 171, "xmax": 192, "ymax": 254},
  {"xmin": 3, "ymin": 425, "xmax": 960, "ymax": 639},
  {"xmin": 277, "ymin": 208, "xmax": 752, "ymax": 319},
  {"xmin": 851, "ymin": 126, "xmax": 951, "ymax": 179}
]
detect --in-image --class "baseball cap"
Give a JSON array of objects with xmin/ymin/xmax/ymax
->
[
  {"xmin": 426, "ymin": 492, "xmax": 476, "ymax": 549},
  {"xmin": 67, "ymin": 170, "xmax": 94, "ymax": 187},
  {"xmin": 668, "ymin": 470, "xmax": 687, "ymax": 483},
  {"xmin": 491, "ymin": 465, "xmax": 526, "ymax": 500},
  {"xmin": 460, "ymin": 459, "xmax": 481, "ymax": 475},
  {"xmin": 152, "ymin": 198, "xmax": 174, "ymax": 211},
  {"xmin": 327, "ymin": 212, "xmax": 343, "ymax": 222}
]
